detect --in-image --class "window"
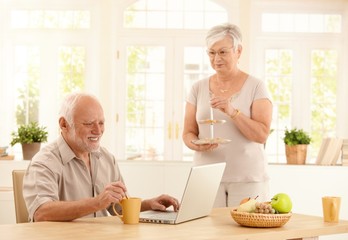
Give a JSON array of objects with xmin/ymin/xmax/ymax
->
[
  {"xmin": 14, "ymin": 46, "xmax": 41, "ymax": 125},
  {"xmin": 2, "ymin": 1, "xmax": 347, "ymax": 163},
  {"xmin": 11, "ymin": 10, "xmax": 90, "ymax": 29},
  {"xmin": 262, "ymin": 13, "xmax": 341, "ymax": 33},
  {"xmin": 116, "ymin": 0, "xmax": 227, "ymax": 160},
  {"xmin": 126, "ymin": 46, "xmax": 166, "ymax": 160},
  {"xmin": 124, "ymin": 0, "xmax": 227, "ymax": 29},
  {"xmin": 59, "ymin": 46, "xmax": 86, "ymax": 95},
  {"xmin": 0, "ymin": 1, "xmax": 98, "ymax": 156},
  {"xmin": 264, "ymin": 49, "xmax": 293, "ymax": 162},
  {"xmin": 310, "ymin": 49, "xmax": 338, "ymax": 151},
  {"xmin": 253, "ymin": 1, "xmax": 344, "ymax": 163}
]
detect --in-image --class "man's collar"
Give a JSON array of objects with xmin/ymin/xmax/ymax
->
[{"xmin": 57, "ymin": 135, "xmax": 102, "ymax": 165}]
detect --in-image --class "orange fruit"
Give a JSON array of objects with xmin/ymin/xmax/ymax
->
[{"xmin": 239, "ymin": 197, "xmax": 250, "ymax": 205}]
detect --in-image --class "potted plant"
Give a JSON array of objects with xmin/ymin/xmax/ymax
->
[
  {"xmin": 283, "ymin": 128, "xmax": 311, "ymax": 165},
  {"xmin": 10, "ymin": 122, "xmax": 48, "ymax": 160}
]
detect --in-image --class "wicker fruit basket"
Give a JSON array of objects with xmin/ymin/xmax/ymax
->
[{"xmin": 230, "ymin": 209, "xmax": 292, "ymax": 228}]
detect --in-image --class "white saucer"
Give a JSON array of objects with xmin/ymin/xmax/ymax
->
[
  {"xmin": 191, "ymin": 138, "xmax": 231, "ymax": 145},
  {"xmin": 198, "ymin": 119, "xmax": 226, "ymax": 124}
]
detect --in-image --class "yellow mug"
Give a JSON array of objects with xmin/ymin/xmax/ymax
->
[
  {"xmin": 322, "ymin": 196, "xmax": 341, "ymax": 223},
  {"xmin": 113, "ymin": 197, "xmax": 142, "ymax": 224}
]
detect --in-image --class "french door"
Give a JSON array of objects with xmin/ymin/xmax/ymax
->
[{"xmin": 115, "ymin": 36, "xmax": 212, "ymax": 161}]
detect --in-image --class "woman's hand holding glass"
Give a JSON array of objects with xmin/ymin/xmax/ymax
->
[{"xmin": 210, "ymin": 95, "xmax": 235, "ymax": 117}]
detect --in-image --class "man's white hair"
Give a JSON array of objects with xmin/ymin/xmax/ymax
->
[{"xmin": 59, "ymin": 92, "xmax": 99, "ymax": 125}]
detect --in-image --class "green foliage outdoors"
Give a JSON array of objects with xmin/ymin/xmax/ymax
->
[
  {"xmin": 13, "ymin": 16, "xmax": 338, "ymax": 162},
  {"xmin": 127, "ymin": 46, "xmax": 147, "ymax": 124},
  {"xmin": 310, "ymin": 50, "xmax": 337, "ymax": 150},
  {"xmin": 16, "ymin": 46, "xmax": 84, "ymax": 139},
  {"xmin": 13, "ymin": 17, "xmax": 85, "ymax": 149},
  {"xmin": 283, "ymin": 128, "xmax": 311, "ymax": 146},
  {"xmin": 15, "ymin": 47, "xmax": 40, "ymax": 125},
  {"xmin": 59, "ymin": 46, "xmax": 85, "ymax": 94},
  {"xmin": 266, "ymin": 49, "xmax": 337, "ymax": 159},
  {"xmin": 10, "ymin": 122, "xmax": 48, "ymax": 146},
  {"xmin": 126, "ymin": 46, "xmax": 147, "ymax": 155}
]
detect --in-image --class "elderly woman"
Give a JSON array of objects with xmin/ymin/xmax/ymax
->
[{"xmin": 182, "ymin": 23, "xmax": 273, "ymax": 207}]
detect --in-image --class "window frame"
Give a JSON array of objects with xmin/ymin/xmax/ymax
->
[
  {"xmin": 0, "ymin": 0, "xmax": 101, "ymax": 152},
  {"xmin": 250, "ymin": 0, "xmax": 347, "ymax": 163}
]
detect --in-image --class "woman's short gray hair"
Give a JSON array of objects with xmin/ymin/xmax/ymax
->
[
  {"xmin": 206, "ymin": 23, "xmax": 242, "ymax": 50},
  {"xmin": 59, "ymin": 92, "xmax": 99, "ymax": 125}
]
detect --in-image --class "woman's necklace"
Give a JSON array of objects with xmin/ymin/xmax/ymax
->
[
  {"xmin": 219, "ymin": 88, "xmax": 231, "ymax": 93},
  {"xmin": 215, "ymin": 76, "xmax": 233, "ymax": 93}
]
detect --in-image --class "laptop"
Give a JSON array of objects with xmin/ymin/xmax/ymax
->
[{"xmin": 139, "ymin": 162, "xmax": 226, "ymax": 224}]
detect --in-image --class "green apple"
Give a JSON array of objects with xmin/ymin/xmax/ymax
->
[{"xmin": 271, "ymin": 193, "xmax": 292, "ymax": 213}]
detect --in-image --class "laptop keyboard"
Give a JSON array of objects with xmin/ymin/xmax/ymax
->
[{"xmin": 146, "ymin": 211, "xmax": 178, "ymax": 220}]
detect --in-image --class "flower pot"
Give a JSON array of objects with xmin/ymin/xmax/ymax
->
[
  {"xmin": 285, "ymin": 144, "xmax": 308, "ymax": 165},
  {"xmin": 21, "ymin": 143, "xmax": 41, "ymax": 160}
]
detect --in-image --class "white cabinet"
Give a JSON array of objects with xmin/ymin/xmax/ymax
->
[{"xmin": 267, "ymin": 164, "xmax": 348, "ymax": 219}]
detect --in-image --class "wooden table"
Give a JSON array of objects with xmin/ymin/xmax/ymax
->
[{"xmin": 2, "ymin": 208, "xmax": 348, "ymax": 240}]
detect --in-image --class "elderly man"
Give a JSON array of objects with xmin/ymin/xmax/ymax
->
[{"xmin": 23, "ymin": 92, "xmax": 179, "ymax": 222}]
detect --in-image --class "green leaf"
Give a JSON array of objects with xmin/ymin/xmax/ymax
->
[
  {"xmin": 10, "ymin": 122, "xmax": 48, "ymax": 146},
  {"xmin": 283, "ymin": 128, "xmax": 311, "ymax": 146}
]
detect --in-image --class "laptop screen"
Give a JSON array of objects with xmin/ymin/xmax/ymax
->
[{"xmin": 139, "ymin": 162, "xmax": 226, "ymax": 224}]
